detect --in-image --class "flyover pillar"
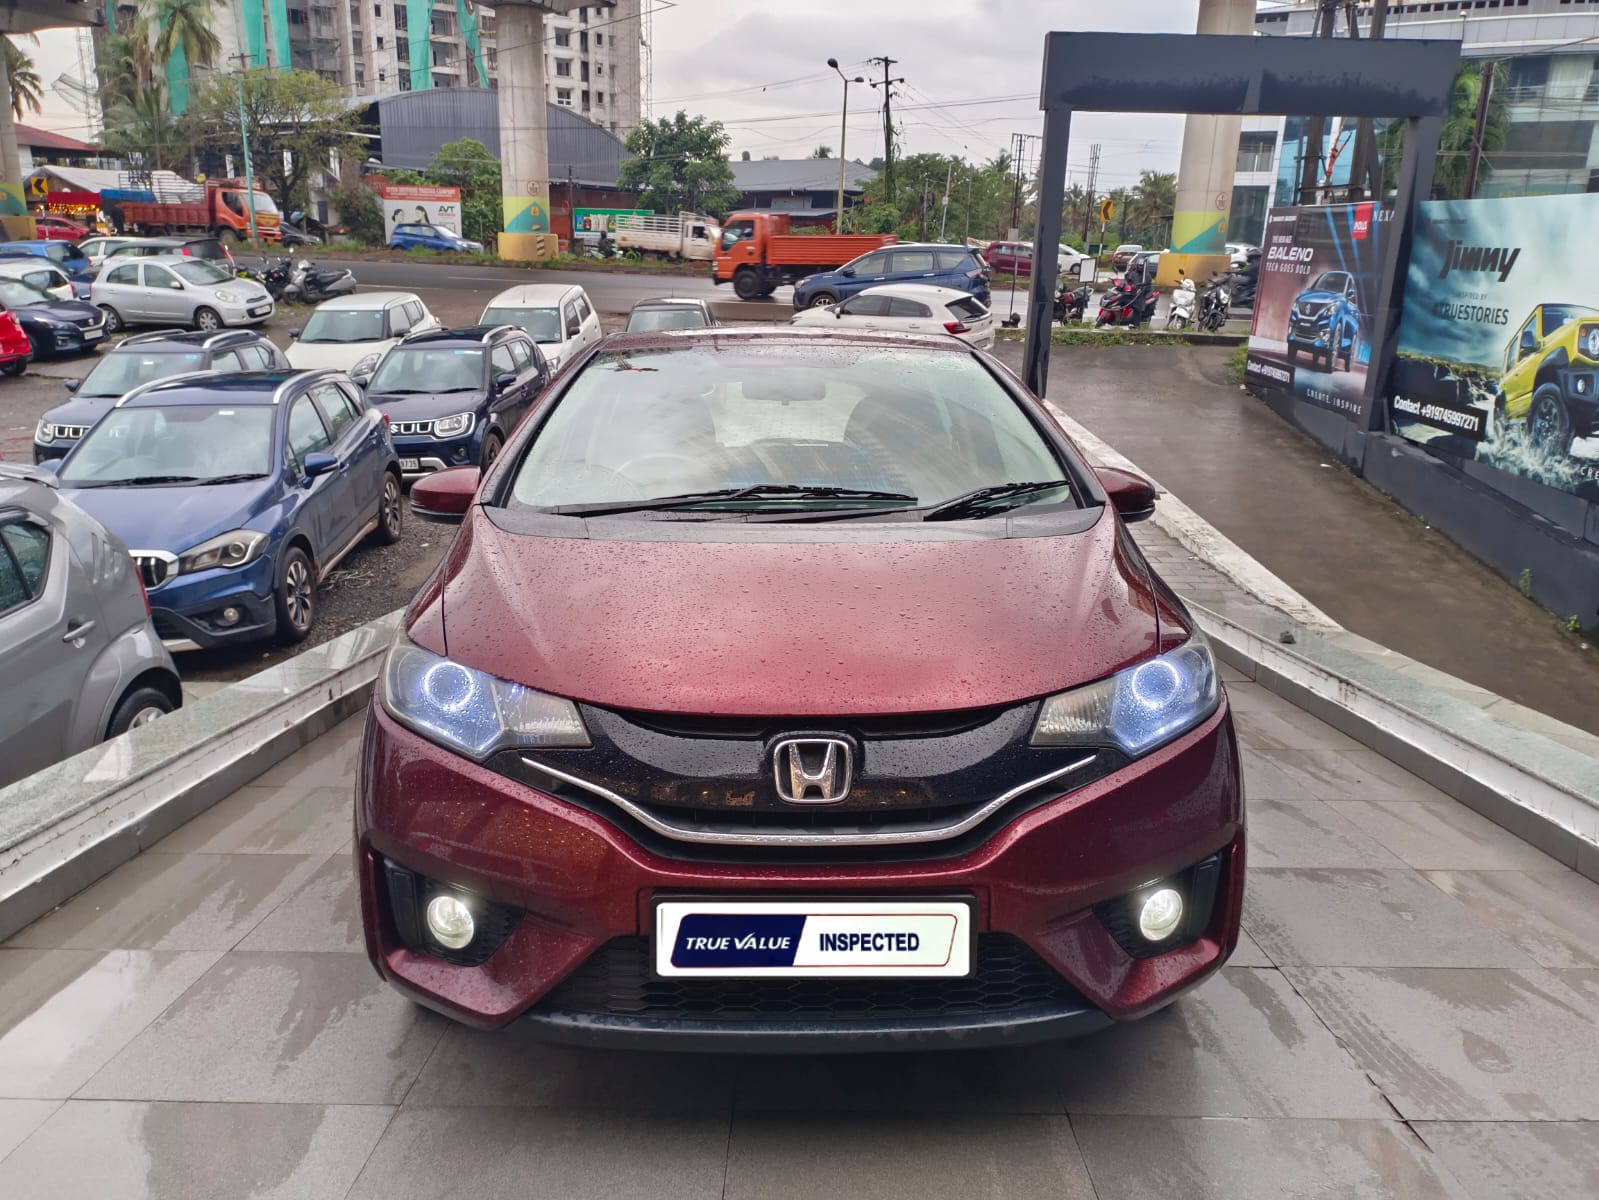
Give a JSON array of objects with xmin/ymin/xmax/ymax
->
[
  {"xmin": 1160, "ymin": 0, "xmax": 1255, "ymax": 287},
  {"xmin": 495, "ymin": 2, "xmax": 562, "ymax": 261}
]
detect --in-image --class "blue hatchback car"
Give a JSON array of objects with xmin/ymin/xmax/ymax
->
[
  {"xmin": 389, "ymin": 222, "xmax": 485, "ymax": 254},
  {"xmin": 792, "ymin": 243, "xmax": 991, "ymax": 310},
  {"xmin": 1286, "ymin": 269, "xmax": 1362, "ymax": 373},
  {"xmin": 52, "ymin": 370, "xmax": 403, "ymax": 649},
  {"xmin": 363, "ymin": 325, "xmax": 548, "ymax": 477}
]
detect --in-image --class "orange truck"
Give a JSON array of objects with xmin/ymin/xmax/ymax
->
[
  {"xmin": 117, "ymin": 179, "xmax": 282, "ymax": 243},
  {"xmin": 713, "ymin": 211, "xmax": 895, "ymax": 299}
]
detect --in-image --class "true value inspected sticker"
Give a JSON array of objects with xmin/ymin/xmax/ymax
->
[{"xmin": 653, "ymin": 899, "xmax": 974, "ymax": 978}]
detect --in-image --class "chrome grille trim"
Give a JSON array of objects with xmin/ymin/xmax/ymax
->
[{"xmin": 129, "ymin": 548, "xmax": 177, "ymax": 590}]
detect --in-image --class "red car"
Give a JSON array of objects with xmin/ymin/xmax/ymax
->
[
  {"xmin": 32, "ymin": 214, "xmax": 91, "ymax": 242},
  {"xmin": 357, "ymin": 328, "xmax": 1244, "ymax": 1049},
  {"xmin": 0, "ymin": 309, "xmax": 32, "ymax": 376}
]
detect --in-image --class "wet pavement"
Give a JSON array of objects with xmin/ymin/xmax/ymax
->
[{"xmin": 4, "ymin": 678, "xmax": 1599, "ymax": 1197}]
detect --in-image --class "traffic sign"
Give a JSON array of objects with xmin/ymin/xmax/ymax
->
[{"xmin": 1099, "ymin": 198, "xmax": 1114, "ymax": 223}]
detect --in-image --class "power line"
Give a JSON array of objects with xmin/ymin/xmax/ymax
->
[{"xmin": 868, "ymin": 56, "xmax": 904, "ymax": 202}]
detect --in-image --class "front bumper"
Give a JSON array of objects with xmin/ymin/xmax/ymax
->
[
  {"xmin": 356, "ymin": 700, "xmax": 1245, "ymax": 1046},
  {"xmin": 146, "ymin": 555, "xmax": 278, "ymax": 649},
  {"xmin": 392, "ymin": 429, "xmax": 482, "ymax": 479},
  {"xmin": 215, "ymin": 297, "xmax": 275, "ymax": 326}
]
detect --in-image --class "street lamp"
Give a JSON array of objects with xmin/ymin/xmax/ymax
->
[{"xmin": 827, "ymin": 58, "xmax": 865, "ymax": 232}]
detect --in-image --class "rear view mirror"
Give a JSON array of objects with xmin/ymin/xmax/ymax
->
[
  {"xmin": 494, "ymin": 372, "xmax": 517, "ymax": 391},
  {"xmin": 839, "ymin": 267, "xmax": 856, "ymax": 277},
  {"xmin": 289, "ymin": 328, "xmax": 300, "ymax": 339},
  {"xmin": 63, "ymin": 379, "xmax": 80, "ymax": 393},
  {"xmin": 412, "ymin": 466, "xmax": 481, "ymax": 523},
  {"xmin": 302, "ymin": 451, "xmax": 339, "ymax": 478},
  {"xmin": 170, "ymin": 281, "xmax": 183, "ymax": 290},
  {"xmin": 1094, "ymin": 466, "xmax": 1157, "ymax": 523}
]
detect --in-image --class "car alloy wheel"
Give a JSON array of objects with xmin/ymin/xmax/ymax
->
[
  {"xmin": 194, "ymin": 306, "xmax": 222, "ymax": 332},
  {"xmin": 376, "ymin": 473, "xmax": 403, "ymax": 544},
  {"xmin": 806, "ymin": 292, "xmax": 837, "ymax": 309},
  {"xmin": 275, "ymin": 547, "xmax": 316, "ymax": 643},
  {"xmin": 99, "ymin": 305, "xmax": 123, "ymax": 333},
  {"xmin": 128, "ymin": 705, "xmax": 166, "ymax": 728},
  {"xmin": 1529, "ymin": 386, "xmax": 1572, "ymax": 457},
  {"xmin": 481, "ymin": 431, "xmax": 504, "ymax": 469}
]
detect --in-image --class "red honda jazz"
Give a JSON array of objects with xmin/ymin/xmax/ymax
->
[{"xmin": 356, "ymin": 328, "xmax": 1244, "ymax": 1050}]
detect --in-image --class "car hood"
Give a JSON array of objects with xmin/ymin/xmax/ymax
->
[
  {"xmin": 1294, "ymin": 289, "xmax": 1341, "ymax": 309},
  {"xmin": 20, "ymin": 298, "xmax": 101, "ymax": 323},
  {"xmin": 369, "ymin": 389, "xmax": 488, "ymax": 422},
  {"xmin": 287, "ymin": 338, "xmax": 393, "ymax": 370},
  {"xmin": 430, "ymin": 509, "xmax": 1161, "ymax": 715},
  {"xmin": 61, "ymin": 479, "xmax": 276, "ymax": 554},
  {"xmin": 40, "ymin": 394, "xmax": 115, "ymax": 428}
]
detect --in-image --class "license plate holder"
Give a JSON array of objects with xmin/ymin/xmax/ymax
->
[
  {"xmin": 398, "ymin": 457, "xmax": 420, "ymax": 471},
  {"xmin": 652, "ymin": 896, "xmax": 976, "ymax": 979}
]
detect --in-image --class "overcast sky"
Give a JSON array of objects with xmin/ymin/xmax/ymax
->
[{"xmin": 29, "ymin": 0, "xmax": 1235, "ymax": 185}]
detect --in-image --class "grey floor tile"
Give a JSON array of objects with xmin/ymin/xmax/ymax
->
[
  {"xmin": 80, "ymin": 951, "xmax": 446, "ymax": 1104},
  {"xmin": 1227, "ymin": 927, "xmax": 1273, "ymax": 967},
  {"xmin": 725, "ymin": 1113, "xmax": 1095, "ymax": 1200},
  {"xmin": 1417, "ymin": 1120, "xmax": 1599, "ymax": 1200},
  {"xmin": 237, "ymin": 851, "xmax": 363, "ymax": 954},
  {"xmin": 1424, "ymin": 870, "xmax": 1599, "ymax": 969},
  {"xmin": 1250, "ymin": 748, "xmax": 1447, "ymax": 803},
  {"xmin": 1335, "ymin": 800, "xmax": 1566, "ymax": 873},
  {"xmin": 1071, "ymin": 1116, "xmax": 1468, "ymax": 1200},
  {"xmin": 251, "ymin": 725, "xmax": 363, "ymax": 791},
  {"xmin": 733, "ymin": 1046, "xmax": 1065, "ymax": 1115},
  {"xmin": 1055, "ymin": 967, "xmax": 1388, "ymax": 1118},
  {"xmin": 0, "ymin": 1099, "xmax": 60, "ymax": 1162},
  {"xmin": 0, "ymin": 1100, "xmax": 395, "ymax": 1200},
  {"xmin": 1244, "ymin": 869, "xmax": 1536, "ymax": 968},
  {"xmin": 151, "ymin": 784, "xmax": 354, "ymax": 857},
  {"xmin": 1553, "ymin": 968, "xmax": 1599, "ymax": 1006},
  {"xmin": 0, "ymin": 949, "xmax": 219, "ymax": 1099},
  {"xmin": 346, "ymin": 1107, "xmax": 728, "ymax": 1200},
  {"xmin": 1286, "ymin": 966, "xmax": 1599, "ymax": 1120},
  {"xmin": 1241, "ymin": 751, "xmax": 1318, "ymax": 800},
  {"xmin": 407, "ymin": 1024, "xmax": 736, "ymax": 1112},
  {"xmin": 1246, "ymin": 798, "xmax": 1407, "ymax": 869},
  {"xmin": 4, "ymin": 853, "xmax": 324, "ymax": 952},
  {"xmin": 1233, "ymin": 706, "xmax": 1367, "ymax": 754}
]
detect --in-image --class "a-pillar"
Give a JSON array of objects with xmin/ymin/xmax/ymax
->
[
  {"xmin": 0, "ymin": 41, "xmax": 31, "ymax": 239},
  {"xmin": 496, "ymin": 2, "xmax": 557, "ymax": 261},
  {"xmin": 1160, "ymin": 0, "xmax": 1254, "ymax": 288}
]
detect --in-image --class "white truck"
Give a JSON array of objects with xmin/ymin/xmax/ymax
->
[{"xmin": 614, "ymin": 212, "xmax": 722, "ymax": 261}]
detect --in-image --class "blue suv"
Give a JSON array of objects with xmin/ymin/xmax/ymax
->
[
  {"xmin": 389, "ymin": 222, "xmax": 484, "ymax": 254},
  {"xmin": 363, "ymin": 325, "xmax": 549, "ymax": 476},
  {"xmin": 1287, "ymin": 269, "xmax": 1362, "ymax": 373},
  {"xmin": 793, "ymin": 243, "xmax": 990, "ymax": 310},
  {"xmin": 53, "ymin": 370, "xmax": 402, "ymax": 648}
]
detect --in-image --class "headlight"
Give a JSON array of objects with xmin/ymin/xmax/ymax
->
[
  {"xmin": 431, "ymin": 411, "xmax": 474, "ymax": 438},
  {"xmin": 1031, "ymin": 639, "xmax": 1220, "ymax": 758},
  {"xmin": 352, "ymin": 352, "xmax": 381, "ymax": 376},
  {"xmin": 380, "ymin": 636, "xmax": 590, "ymax": 760},
  {"xmin": 35, "ymin": 420, "xmax": 56, "ymax": 442},
  {"xmin": 178, "ymin": 529, "xmax": 268, "ymax": 574},
  {"xmin": 214, "ymin": 290, "xmax": 239, "ymax": 304}
]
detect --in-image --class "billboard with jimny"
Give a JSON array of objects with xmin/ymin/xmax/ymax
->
[{"xmin": 1387, "ymin": 194, "xmax": 1599, "ymax": 500}]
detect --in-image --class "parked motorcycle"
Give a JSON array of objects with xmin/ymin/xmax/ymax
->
[
  {"xmin": 1095, "ymin": 278, "xmax": 1158, "ymax": 328},
  {"xmin": 1200, "ymin": 279, "xmax": 1231, "ymax": 332},
  {"xmin": 1054, "ymin": 280, "xmax": 1092, "ymax": 324},
  {"xmin": 285, "ymin": 259, "xmax": 356, "ymax": 304},
  {"xmin": 253, "ymin": 256, "xmax": 294, "ymax": 301},
  {"xmin": 1165, "ymin": 278, "xmax": 1197, "ymax": 331}
]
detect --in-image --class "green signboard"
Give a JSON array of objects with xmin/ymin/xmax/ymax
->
[{"xmin": 573, "ymin": 208, "xmax": 653, "ymax": 233}]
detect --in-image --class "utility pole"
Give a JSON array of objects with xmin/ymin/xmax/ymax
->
[
  {"xmin": 868, "ymin": 56, "xmax": 903, "ymax": 202},
  {"xmin": 227, "ymin": 0, "xmax": 260, "ymax": 246},
  {"xmin": 1347, "ymin": 0, "xmax": 1388, "ymax": 201},
  {"xmin": 963, "ymin": 170, "xmax": 973, "ymax": 241},
  {"xmin": 1082, "ymin": 142, "xmax": 1101, "ymax": 243},
  {"xmin": 1463, "ymin": 60, "xmax": 1496, "ymax": 199},
  {"xmin": 938, "ymin": 159, "xmax": 953, "ymax": 241},
  {"xmin": 1297, "ymin": 0, "xmax": 1342, "ymax": 206}
]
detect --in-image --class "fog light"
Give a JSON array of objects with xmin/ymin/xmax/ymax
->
[
  {"xmin": 424, "ymin": 893, "xmax": 475, "ymax": 950},
  {"xmin": 452, "ymin": 446, "xmax": 469, "ymax": 462},
  {"xmin": 1137, "ymin": 887, "xmax": 1185, "ymax": 942},
  {"xmin": 218, "ymin": 606, "xmax": 242, "ymax": 626}
]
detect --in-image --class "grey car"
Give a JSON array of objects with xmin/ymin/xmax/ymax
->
[
  {"xmin": 92, "ymin": 254, "xmax": 275, "ymax": 334},
  {"xmin": 0, "ymin": 462, "xmax": 181, "ymax": 788}
]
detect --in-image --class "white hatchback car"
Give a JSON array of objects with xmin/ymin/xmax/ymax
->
[
  {"xmin": 789, "ymin": 283, "xmax": 996, "ymax": 350},
  {"xmin": 479, "ymin": 282, "xmax": 602, "ymax": 372},
  {"xmin": 0, "ymin": 258, "xmax": 75, "ymax": 301},
  {"xmin": 286, "ymin": 291, "xmax": 442, "ymax": 377},
  {"xmin": 91, "ymin": 255, "xmax": 274, "ymax": 332}
]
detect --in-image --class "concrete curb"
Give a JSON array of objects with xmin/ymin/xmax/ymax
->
[{"xmin": 0, "ymin": 612, "xmax": 400, "ymax": 943}]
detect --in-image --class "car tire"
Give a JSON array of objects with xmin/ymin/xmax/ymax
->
[
  {"xmin": 373, "ymin": 471, "xmax": 403, "ymax": 545},
  {"xmin": 99, "ymin": 305, "xmax": 123, "ymax": 334},
  {"xmin": 274, "ymin": 545, "xmax": 316, "ymax": 644},
  {"xmin": 805, "ymin": 291, "xmax": 838, "ymax": 309},
  {"xmin": 1492, "ymin": 390, "xmax": 1510, "ymax": 438},
  {"xmin": 732, "ymin": 268, "xmax": 761, "ymax": 301},
  {"xmin": 0, "ymin": 358, "xmax": 25, "ymax": 377},
  {"xmin": 480, "ymin": 430, "xmax": 504, "ymax": 469},
  {"xmin": 106, "ymin": 685, "xmax": 174, "ymax": 738},
  {"xmin": 193, "ymin": 306, "xmax": 222, "ymax": 332},
  {"xmin": 1529, "ymin": 384, "xmax": 1574, "ymax": 457},
  {"xmin": 219, "ymin": 228, "xmax": 240, "ymax": 243}
]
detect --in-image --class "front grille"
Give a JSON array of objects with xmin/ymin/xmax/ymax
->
[
  {"xmin": 390, "ymin": 420, "xmax": 434, "ymax": 436},
  {"xmin": 616, "ymin": 706, "xmax": 1011, "ymax": 741},
  {"xmin": 53, "ymin": 424, "xmax": 86, "ymax": 440},
  {"xmin": 131, "ymin": 552, "xmax": 175, "ymax": 590},
  {"xmin": 537, "ymin": 934, "xmax": 1081, "ymax": 1022}
]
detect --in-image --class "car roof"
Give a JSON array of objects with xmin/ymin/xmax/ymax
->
[
  {"xmin": 597, "ymin": 326, "xmax": 976, "ymax": 355},
  {"xmin": 0, "ymin": 240, "xmax": 54, "ymax": 250},
  {"xmin": 0, "ymin": 259, "xmax": 64, "ymax": 275},
  {"xmin": 101, "ymin": 253, "xmax": 204, "ymax": 268},
  {"xmin": 119, "ymin": 369, "xmax": 318, "ymax": 407},
  {"xmin": 114, "ymin": 328, "xmax": 267, "ymax": 352},
  {"xmin": 311, "ymin": 291, "xmax": 420, "ymax": 310},
  {"xmin": 631, "ymin": 296, "xmax": 709, "ymax": 308},
  {"xmin": 484, "ymin": 283, "xmax": 582, "ymax": 305},
  {"xmin": 399, "ymin": 325, "xmax": 509, "ymax": 344},
  {"xmin": 117, "ymin": 236, "xmax": 211, "ymax": 247},
  {"xmin": 856, "ymin": 282, "xmax": 983, "ymax": 303}
]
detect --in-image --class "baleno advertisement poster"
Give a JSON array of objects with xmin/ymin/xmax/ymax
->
[
  {"xmin": 1387, "ymin": 193, "xmax": 1599, "ymax": 500},
  {"xmin": 1245, "ymin": 202, "xmax": 1391, "ymax": 421}
]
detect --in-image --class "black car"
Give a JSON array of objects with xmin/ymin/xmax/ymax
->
[
  {"xmin": 624, "ymin": 296, "xmax": 718, "ymax": 333},
  {"xmin": 32, "ymin": 328, "xmax": 288, "ymax": 462},
  {"xmin": 362, "ymin": 324, "xmax": 549, "ymax": 477},
  {"xmin": 0, "ymin": 278, "xmax": 107, "ymax": 358}
]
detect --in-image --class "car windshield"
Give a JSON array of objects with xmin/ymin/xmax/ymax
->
[
  {"xmin": 77, "ymin": 349, "xmax": 208, "ymax": 398},
  {"xmin": 625, "ymin": 306, "xmax": 709, "ymax": 332},
  {"xmin": 301, "ymin": 307, "xmax": 385, "ymax": 343},
  {"xmin": 1309, "ymin": 272, "xmax": 1349, "ymax": 291},
  {"xmin": 60, "ymin": 404, "xmax": 275, "ymax": 484},
  {"xmin": 0, "ymin": 279, "xmax": 50, "ymax": 307},
  {"xmin": 173, "ymin": 260, "xmax": 230, "ymax": 286},
  {"xmin": 1539, "ymin": 304, "xmax": 1599, "ymax": 335},
  {"xmin": 482, "ymin": 305, "xmax": 562, "ymax": 342},
  {"xmin": 368, "ymin": 346, "xmax": 483, "ymax": 394},
  {"xmin": 509, "ymin": 343, "xmax": 1068, "ymax": 514}
]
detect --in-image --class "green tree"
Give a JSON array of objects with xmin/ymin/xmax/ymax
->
[
  {"xmin": 1379, "ymin": 61, "xmax": 1508, "ymax": 199},
  {"xmin": 331, "ymin": 178, "xmax": 385, "ymax": 245},
  {"xmin": 812, "ymin": 145, "xmax": 832, "ymax": 159},
  {"xmin": 148, "ymin": 0, "xmax": 222, "ymax": 71},
  {"xmin": 101, "ymin": 79, "xmax": 191, "ymax": 173},
  {"xmin": 422, "ymin": 138, "xmax": 501, "ymax": 245},
  {"xmin": 618, "ymin": 111, "xmax": 739, "ymax": 216},
  {"xmin": 97, "ymin": 32, "xmax": 154, "ymax": 113},
  {"xmin": 4, "ymin": 36, "xmax": 41, "ymax": 121},
  {"xmin": 183, "ymin": 68, "xmax": 366, "ymax": 214},
  {"xmin": 1128, "ymin": 169, "xmax": 1176, "ymax": 244}
]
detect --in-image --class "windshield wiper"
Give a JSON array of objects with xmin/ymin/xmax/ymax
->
[
  {"xmin": 199, "ymin": 472, "xmax": 268, "ymax": 485},
  {"xmin": 71, "ymin": 474, "xmax": 201, "ymax": 488},
  {"xmin": 550, "ymin": 484, "xmax": 916, "ymax": 517},
  {"xmin": 920, "ymin": 479, "xmax": 1076, "ymax": 522}
]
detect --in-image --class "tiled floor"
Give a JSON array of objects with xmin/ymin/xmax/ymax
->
[{"xmin": 4, "ymin": 694, "xmax": 1599, "ymax": 1198}]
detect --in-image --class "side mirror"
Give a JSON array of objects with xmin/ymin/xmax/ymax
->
[
  {"xmin": 839, "ymin": 266, "xmax": 856, "ymax": 277},
  {"xmin": 1094, "ymin": 466, "xmax": 1157, "ymax": 523},
  {"xmin": 169, "ymin": 281, "xmax": 184, "ymax": 290},
  {"xmin": 289, "ymin": 328, "xmax": 300, "ymax": 340},
  {"xmin": 302, "ymin": 451, "xmax": 339, "ymax": 478},
  {"xmin": 566, "ymin": 323, "xmax": 581, "ymax": 339},
  {"xmin": 494, "ymin": 371, "xmax": 517, "ymax": 391},
  {"xmin": 63, "ymin": 379, "xmax": 80, "ymax": 393},
  {"xmin": 411, "ymin": 466, "xmax": 480, "ymax": 523},
  {"xmin": 832, "ymin": 306, "xmax": 843, "ymax": 318}
]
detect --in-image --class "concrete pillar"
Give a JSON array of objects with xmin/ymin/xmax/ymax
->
[
  {"xmin": 1160, "ymin": 0, "xmax": 1254, "ymax": 288},
  {"xmin": 496, "ymin": 2, "xmax": 557, "ymax": 261},
  {"xmin": 0, "ymin": 43, "xmax": 32, "ymax": 238}
]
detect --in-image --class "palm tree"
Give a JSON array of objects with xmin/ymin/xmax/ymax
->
[
  {"xmin": 102, "ymin": 80, "xmax": 190, "ymax": 174},
  {"xmin": 98, "ymin": 31, "xmax": 155, "ymax": 110},
  {"xmin": 1380, "ymin": 61, "xmax": 1507, "ymax": 199},
  {"xmin": 4, "ymin": 36, "xmax": 42, "ymax": 122},
  {"xmin": 147, "ymin": 0, "xmax": 223, "ymax": 71}
]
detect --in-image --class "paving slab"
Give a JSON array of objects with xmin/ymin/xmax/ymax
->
[
  {"xmin": 1246, "ymin": 797, "xmax": 1408, "ymax": 869},
  {"xmin": 1417, "ymin": 1121, "xmax": 1599, "ymax": 1200}
]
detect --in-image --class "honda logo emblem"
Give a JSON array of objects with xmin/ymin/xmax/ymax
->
[{"xmin": 772, "ymin": 738, "xmax": 853, "ymax": 804}]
